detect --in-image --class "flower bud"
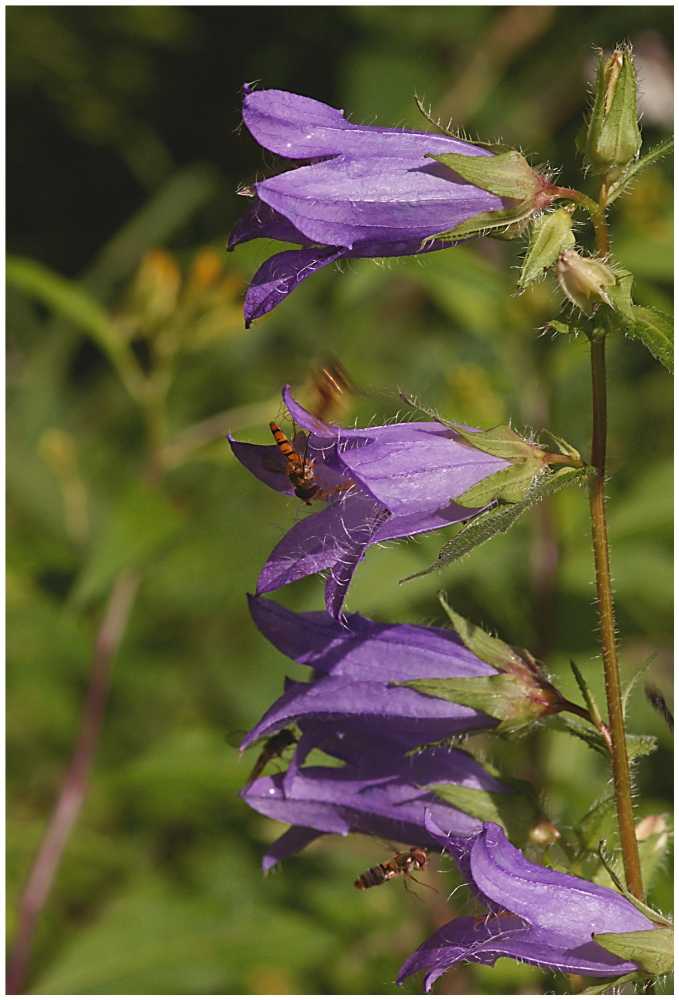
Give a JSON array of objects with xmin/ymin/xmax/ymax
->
[
  {"xmin": 556, "ymin": 249, "xmax": 616, "ymax": 316},
  {"xmin": 577, "ymin": 45, "xmax": 642, "ymax": 176}
]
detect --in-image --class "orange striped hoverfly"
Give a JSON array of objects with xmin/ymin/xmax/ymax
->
[
  {"xmin": 354, "ymin": 847, "xmax": 428, "ymax": 890},
  {"xmin": 268, "ymin": 422, "xmax": 354, "ymax": 505},
  {"xmin": 307, "ymin": 358, "xmax": 353, "ymax": 425}
]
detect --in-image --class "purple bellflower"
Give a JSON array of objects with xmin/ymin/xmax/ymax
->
[
  {"xmin": 399, "ymin": 816, "xmax": 658, "ymax": 990},
  {"xmin": 229, "ymin": 387, "xmax": 511, "ymax": 617},
  {"xmin": 228, "ymin": 85, "xmax": 509, "ymax": 325},
  {"xmin": 242, "ymin": 595, "xmax": 499, "ymax": 749},
  {"xmin": 241, "ymin": 724, "xmax": 510, "ymax": 872}
]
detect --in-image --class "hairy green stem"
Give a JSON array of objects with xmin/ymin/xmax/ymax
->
[{"xmin": 589, "ymin": 336, "xmax": 644, "ymax": 901}]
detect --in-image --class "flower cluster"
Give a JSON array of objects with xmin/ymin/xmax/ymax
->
[{"xmin": 228, "ymin": 83, "xmax": 664, "ymax": 990}]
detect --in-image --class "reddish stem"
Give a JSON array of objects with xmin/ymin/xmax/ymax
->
[{"xmin": 6, "ymin": 570, "xmax": 140, "ymax": 994}]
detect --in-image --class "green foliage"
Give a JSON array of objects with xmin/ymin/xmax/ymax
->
[{"xmin": 6, "ymin": 6, "xmax": 673, "ymax": 996}]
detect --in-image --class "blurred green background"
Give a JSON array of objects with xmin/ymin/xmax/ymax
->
[{"xmin": 7, "ymin": 6, "xmax": 673, "ymax": 995}]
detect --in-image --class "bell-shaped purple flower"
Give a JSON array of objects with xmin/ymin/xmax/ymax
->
[
  {"xmin": 242, "ymin": 595, "xmax": 499, "ymax": 749},
  {"xmin": 229, "ymin": 85, "xmax": 507, "ymax": 325},
  {"xmin": 399, "ymin": 816, "xmax": 658, "ymax": 990},
  {"xmin": 241, "ymin": 724, "xmax": 510, "ymax": 872},
  {"xmin": 229, "ymin": 387, "xmax": 510, "ymax": 617}
]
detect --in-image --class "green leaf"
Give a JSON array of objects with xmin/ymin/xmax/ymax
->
[
  {"xmin": 428, "ymin": 782, "xmax": 541, "ymax": 846},
  {"xmin": 427, "ymin": 150, "xmax": 540, "ymax": 200},
  {"xmin": 574, "ymin": 795, "xmax": 618, "ymax": 854},
  {"xmin": 621, "ymin": 655, "xmax": 656, "ymax": 717},
  {"xmin": 401, "ymin": 467, "xmax": 588, "ymax": 582},
  {"xmin": 604, "ymin": 136, "xmax": 675, "ymax": 207},
  {"xmin": 437, "ymin": 595, "xmax": 528, "ymax": 674},
  {"xmin": 569, "ymin": 660, "xmax": 605, "ymax": 732},
  {"xmin": 548, "ymin": 715, "xmax": 610, "ymax": 758},
  {"xmin": 626, "ymin": 733, "xmax": 659, "ymax": 760},
  {"xmin": 519, "ymin": 208, "xmax": 575, "ymax": 290},
  {"xmin": 6, "ymin": 255, "xmax": 145, "ymax": 397},
  {"xmin": 544, "ymin": 318, "xmax": 580, "ymax": 336},
  {"xmin": 625, "ymin": 305, "xmax": 674, "ymax": 373},
  {"xmin": 594, "ymin": 928, "xmax": 674, "ymax": 976},
  {"xmin": 604, "ymin": 269, "xmax": 636, "ymax": 321},
  {"xmin": 72, "ymin": 484, "xmax": 184, "ymax": 605}
]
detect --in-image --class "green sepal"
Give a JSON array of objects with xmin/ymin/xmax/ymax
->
[
  {"xmin": 541, "ymin": 430, "xmax": 582, "ymax": 464},
  {"xmin": 426, "ymin": 150, "xmax": 540, "ymax": 200},
  {"xmin": 430, "ymin": 200, "xmax": 536, "ymax": 242},
  {"xmin": 399, "ymin": 674, "xmax": 542, "ymax": 729},
  {"xmin": 519, "ymin": 208, "xmax": 575, "ymax": 290},
  {"xmin": 593, "ymin": 928, "xmax": 673, "ymax": 976},
  {"xmin": 604, "ymin": 136, "xmax": 675, "ymax": 207},
  {"xmin": 455, "ymin": 461, "xmax": 546, "ymax": 507},
  {"xmin": 400, "ymin": 467, "xmax": 588, "ymax": 582},
  {"xmin": 414, "ymin": 98, "xmax": 513, "ymax": 154},
  {"xmin": 604, "ymin": 269, "xmax": 636, "ymax": 321},
  {"xmin": 437, "ymin": 595, "xmax": 529, "ymax": 674},
  {"xmin": 452, "ymin": 425, "xmax": 549, "ymax": 507},
  {"xmin": 626, "ymin": 305, "xmax": 674, "ymax": 374},
  {"xmin": 580, "ymin": 972, "xmax": 653, "ymax": 995},
  {"xmin": 428, "ymin": 780, "xmax": 542, "ymax": 846}
]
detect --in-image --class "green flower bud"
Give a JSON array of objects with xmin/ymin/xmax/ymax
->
[
  {"xmin": 577, "ymin": 45, "xmax": 642, "ymax": 177},
  {"xmin": 556, "ymin": 249, "xmax": 616, "ymax": 316}
]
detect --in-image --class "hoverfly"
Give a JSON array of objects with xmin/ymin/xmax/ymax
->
[
  {"xmin": 241, "ymin": 729, "xmax": 298, "ymax": 791},
  {"xmin": 269, "ymin": 422, "xmax": 354, "ymax": 505},
  {"xmin": 354, "ymin": 847, "xmax": 428, "ymax": 890}
]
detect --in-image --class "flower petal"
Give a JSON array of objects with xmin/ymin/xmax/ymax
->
[
  {"xmin": 256, "ymin": 156, "xmax": 504, "ymax": 249},
  {"xmin": 244, "ymin": 246, "xmax": 345, "ymax": 326},
  {"xmin": 242, "ymin": 85, "xmax": 494, "ymax": 161},
  {"xmin": 227, "ymin": 197, "xmax": 313, "ymax": 250},
  {"xmin": 261, "ymin": 825, "xmax": 322, "ymax": 873},
  {"xmin": 255, "ymin": 494, "xmax": 389, "ymax": 612}
]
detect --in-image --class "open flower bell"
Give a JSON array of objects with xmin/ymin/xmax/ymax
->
[
  {"xmin": 229, "ymin": 85, "xmax": 509, "ymax": 325},
  {"xmin": 229, "ymin": 387, "xmax": 512, "ymax": 617},
  {"xmin": 242, "ymin": 595, "xmax": 500, "ymax": 748},
  {"xmin": 241, "ymin": 724, "xmax": 510, "ymax": 872},
  {"xmin": 399, "ymin": 816, "xmax": 659, "ymax": 991}
]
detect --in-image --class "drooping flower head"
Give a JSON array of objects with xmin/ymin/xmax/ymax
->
[
  {"xmin": 229, "ymin": 85, "xmax": 511, "ymax": 325},
  {"xmin": 229, "ymin": 387, "xmax": 512, "ymax": 617},
  {"xmin": 399, "ymin": 816, "xmax": 659, "ymax": 991},
  {"xmin": 242, "ymin": 595, "xmax": 500, "ymax": 748},
  {"xmin": 241, "ymin": 724, "xmax": 511, "ymax": 872}
]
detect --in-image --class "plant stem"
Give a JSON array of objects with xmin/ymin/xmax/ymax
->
[
  {"xmin": 588, "ymin": 337, "xmax": 644, "ymax": 901},
  {"xmin": 6, "ymin": 569, "xmax": 140, "ymax": 995}
]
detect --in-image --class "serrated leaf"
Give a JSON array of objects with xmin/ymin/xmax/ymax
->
[
  {"xmin": 401, "ymin": 467, "xmax": 588, "ymax": 582},
  {"xmin": 604, "ymin": 136, "xmax": 674, "ymax": 207},
  {"xmin": 428, "ymin": 782, "xmax": 541, "ymax": 846},
  {"xmin": 549, "ymin": 715, "xmax": 611, "ymax": 758},
  {"xmin": 575, "ymin": 796, "xmax": 618, "ymax": 854},
  {"xmin": 626, "ymin": 733, "xmax": 658, "ymax": 759},
  {"xmin": 519, "ymin": 208, "xmax": 575, "ymax": 289},
  {"xmin": 72, "ymin": 484, "xmax": 184, "ymax": 605},
  {"xmin": 594, "ymin": 928, "xmax": 673, "ymax": 976},
  {"xmin": 437, "ymin": 595, "xmax": 529, "ymax": 674},
  {"xmin": 545, "ymin": 318, "xmax": 576, "ymax": 335},
  {"xmin": 625, "ymin": 305, "xmax": 673, "ymax": 373}
]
